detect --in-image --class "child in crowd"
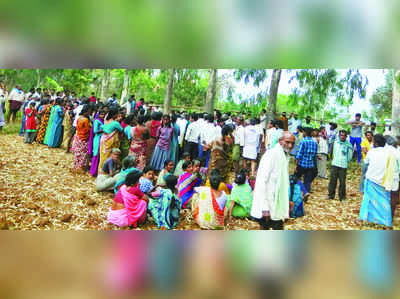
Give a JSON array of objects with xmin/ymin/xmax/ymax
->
[
  {"xmin": 289, "ymin": 174, "xmax": 309, "ymax": 218},
  {"xmin": 24, "ymin": 102, "xmax": 37, "ymax": 144},
  {"xmin": 139, "ymin": 165, "xmax": 157, "ymax": 194},
  {"xmin": 174, "ymin": 152, "xmax": 190, "ymax": 177},
  {"xmin": 157, "ymin": 160, "xmax": 174, "ymax": 187}
]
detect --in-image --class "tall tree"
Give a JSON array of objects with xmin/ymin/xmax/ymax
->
[
  {"xmin": 120, "ymin": 69, "xmax": 131, "ymax": 104},
  {"xmin": 100, "ymin": 69, "xmax": 110, "ymax": 102},
  {"xmin": 205, "ymin": 69, "xmax": 217, "ymax": 113},
  {"xmin": 370, "ymin": 70, "xmax": 392, "ymax": 122},
  {"xmin": 164, "ymin": 69, "xmax": 175, "ymax": 114},
  {"xmin": 268, "ymin": 69, "xmax": 282, "ymax": 118},
  {"xmin": 392, "ymin": 70, "xmax": 400, "ymax": 136}
]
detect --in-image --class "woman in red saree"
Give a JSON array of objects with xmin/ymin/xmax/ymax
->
[
  {"xmin": 72, "ymin": 105, "xmax": 92, "ymax": 171},
  {"xmin": 129, "ymin": 115, "xmax": 150, "ymax": 170},
  {"xmin": 145, "ymin": 112, "xmax": 162, "ymax": 164}
]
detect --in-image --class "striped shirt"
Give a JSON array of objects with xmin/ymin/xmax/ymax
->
[
  {"xmin": 296, "ymin": 137, "xmax": 318, "ymax": 168},
  {"xmin": 331, "ymin": 140, "xmax": 353, "ymax": 169}
]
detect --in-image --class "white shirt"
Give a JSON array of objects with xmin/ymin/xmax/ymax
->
[
  {"xmin": 213, "ymin": 124, "xmax": 222, "ymax": 141},
  {"xmin": 288, "ymin": 118, "xmax": 302, "ymax": 134},
  {"xmin": 265, "ymin": 127, "xmax": 276, "ymax": 147},
  {"xmin": 185, "ymin": 121, "xmax": 201, "ymax": 143},
  {"xmin": 200, "ymin": 122, "xmax": 217, "ymax": 145},
  {"xmin": 73, "ymin": 105, "xmax": 84, "ymax": 127},
  {"xmin": 243, "ymin": 125, "xmax": 261, "ymax": 160},
  {"xmin": 260, "ymin": 114, "xmax": 268, "ymax": 130},
  {"xmin": 177, "ymin": 117, "xmax": 188, "ymax": 145},
  {"xmin": 317, "ymin": 138, "xmax": 329, "ymax": 155},
  {"xmin": 8, "ymin": 88, "xmax": 25, "ymax": 102},
  {"xmin": 256, "ymin": 124, "xmax": 265, "ymax": 143},
  {"xmin": 233, "ymin": 125, "xmax": 245, "ymax": 146},
  {"xmin": 365, "ymin": 147, "xmax": 389, "ymax": 186}
]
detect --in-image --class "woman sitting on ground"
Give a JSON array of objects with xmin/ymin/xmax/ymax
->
[
  {"xmin": 114, "ymin": 155, "xmax": 139, "ymax": 193},
  {"xmin": 96, "ymin": 148, "xmax": 122, "ymax": 192},
  {"xmin": 177, "ymin": 161, "xmax": 202, "ymax": 209},
  {"xmin": 205, "ymin": 169, "xmax": 232, "ymax": 195},
  {"xmin": 192, "ymin": 172, "xmax": 228, "ymax": 229},
  {"xmin": 107, "ymin": 170, "xmax": 148, "ymax": 228},
  {"xmin": 156, "ymin": 160, "xmax": 174, "ymax": 187},
  {"xmin": 226, "ymin": 172, "xmax": 253, "ymax": 219},
  {"xmin": 148, "ymin": 175, "xmax": 181, "ymax": 230}
]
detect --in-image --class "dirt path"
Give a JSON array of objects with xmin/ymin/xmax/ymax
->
[{"xmin": 0, "ymin": 135, "xmax": 398, "ymax": 230}]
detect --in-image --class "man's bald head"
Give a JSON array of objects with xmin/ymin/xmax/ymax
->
[{"xmin": 279, "ymin": 131, "xmax": 296, "ymax": 153}]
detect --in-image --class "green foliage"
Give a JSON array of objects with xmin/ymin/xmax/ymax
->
[
  {"xmin": 370, "ymin": 70, "xmax": 392, "ymax": 123},
  {"xmin": 289, "ymin": 69, "xmax": 368, "ymax": 115}
]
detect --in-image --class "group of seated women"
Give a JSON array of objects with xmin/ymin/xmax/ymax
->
[{"xmin": 104, "ymin": 150, "xmax": 306, "ymax": 230}]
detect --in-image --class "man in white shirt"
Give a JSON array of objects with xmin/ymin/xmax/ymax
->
[
  {"xmin": 242, "ymin": 119, "xmax": 262, "ymax": 178},
  {"xmin": 199, "ymin": 114, "xmax": 216, "ymax": 167},
  {"xmin": 107, "ymin": 93, "xmax": 119, "ymax": 106},
  {"xmin": 184, "ymin": 113, "xmax": 200, "ymax": 160},
  {"xmin": 359, "ymin": 134, "xmax": 399, "ymax": 227},
  {"xmin": 232, "ymin": 117, "xmax": 245, "ymax": 174},
  {"xmin": 7, "ymin": 84, "xmax": 25, "ymax": 123},
  {"xmin": 288, "ymin": 113, "xmax": 302, "ymax": 136}
]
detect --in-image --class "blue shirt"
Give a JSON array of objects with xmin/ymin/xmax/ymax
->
[{"xmin": 296, "ymin": 137, "xmax": 318, "ymax": 168}]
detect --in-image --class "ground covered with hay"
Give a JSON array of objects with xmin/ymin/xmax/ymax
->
[{"xmin": 0, "ymin": 134, "xmax": 399, "ymax": 230}]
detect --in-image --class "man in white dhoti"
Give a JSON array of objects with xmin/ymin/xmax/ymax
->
[{"xmin": 251, "ymin": 131, "xmax": 296, "ymax": 230}]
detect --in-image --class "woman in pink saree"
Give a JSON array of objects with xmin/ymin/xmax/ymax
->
[{"xmin": 108, "ymin": 170, "xmax": 148, "ymax": 228}]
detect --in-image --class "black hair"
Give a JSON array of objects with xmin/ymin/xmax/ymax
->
[
  {"xmin": 234, "ymin": 173, "xmax": 246, "ymax": 185},
  {"xmin": 29, "ymin": 87, "xmax": 35, "ymax": 93},
  {"xmin": 207, "ymin": 114, "xmax": 214, "ymax": 123},
  {"xmin": 182, "ymin": 152, "xmax": 190, "ymax": 159},
  {"xmin": 164, "ymin": 159, "xmax": 174, "ymax": 168},
  {"xmin": 373, "ymin": 134, "xmax": 386, "ymax": 147},
  {"xmin": 80, "ymin": 105, "xmax": 90, "ymax": 116},
  {"xmin": 275, "ymin": 119, "xmax": 284, "ymax": 129},
  {"xmin": 339, "ymin": 129, "xmax": 348, "ymax": 136},
  {"xmin": 122, "ymin": 155, "xmax": 137, "ymax": 170},
  {"xmin": 162, "ymin": 114, "xmax": 171, "ymax": 128},
  {"xmin": 249, "ymin": 119, "xmax": 256, "ymax": 126},
  {"xmin": 136, "ymin": 115, "xmax": 146, "ymax": 125},
  {"xmin": 239, "ymin": 168, "xmax": 250, "ymax": 176},
  {"xmin": 210, "ymin": 173, "xmax": 222, "ymax": 190},
  {"xmin": 371, "ymin": 122, "xmax": 377, "ymax": 126},
  {"xmin": 171, "ymin": 114, "xmax": 178, "ymax": 124},
  {"xmin": 152, "ymin": 112, "xmax": 163, "ymax": 121},
  {"xmin": 210, "ymin": 169, "xmax": 220, "ymax": 177},
  {"xmin": 106, "ymin": 108, "xmax": 119, "ymax": 120},
  {"xmin": 182, "ymin": 160, "xmax": 193, "ymax": 171},
  {"xmin": 142, "ymin": 165, "xmax": 154, "ymax": 174},
  {"xmin": 355, "ymin": 113, "xmax": 362, "ymax": 118},
  {"xmin": 303, "ymin": 127, "xmax": 313, "ymax": 137},
  {"xmin": 125, "ymin": 170, "xmax": 142, "ymax": 186},
  {"xmin": 165, "ymin": 175, "xmax": 178, "ymax": 191},
  {"xmin": 191, "ymin": 113, "xmax": 198, "ymax": 121},
  {"xmin": 221, "ymin": 124, "xmax": 233, "ymax": 137},
  {"xmin": 365, "ymin": 131, "xmax": 373, "ymax": 136}
]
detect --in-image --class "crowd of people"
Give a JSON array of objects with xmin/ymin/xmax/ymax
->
[{"xmin": 1, "ymin": 82, "xmax": 400, "ymax": 230}]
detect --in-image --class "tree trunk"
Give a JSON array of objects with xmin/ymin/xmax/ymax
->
[
  {"xmin": 205, "ymin": 69, "xmax": 217, "ymax": 114},
  {"xmin": 392, "ymin": 70, "xmax": 400, "ymax": 136},
  {"xmin": 100, "ymin": 69, "xmax": 110, "ymax": 103},
  {"xmin": 164, "ymin": 69, "xmax": 175, "ymax": 114},
  {"xmin": 36, "ymin": 69, "xmax": 41, "ymax": 88},
  {"xmin": 267, "ymin": 69, "xmax": 282, "ymax": 120},
  {"xmin": 120, "ymin": 69, "xmax": 131, "ymax": 105}
]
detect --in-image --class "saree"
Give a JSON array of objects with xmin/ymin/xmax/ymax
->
[
  {"xmin": 129, "ymin": 126, "xmax": 148, "ymax": 170},
  {"xmin": 148, "ymin": 189, "xmax": 181, "ymax": 230},
  {"xmin": 72, "ymin": 117, "xmax": 91, "ymax": 170},
  {"xmin": 47, "ymin": 105, "xmax": 64, "ymax": 148},
  {"xmin": 227, "ymin": 184, "xmax": 253, "ymax": 218},
  {"xmin": 208, "ymin": 140, "xmax": 233, "ymax": 182},
  {"xmin": 192, "ymin": 187, "xmax": 226, "ymax": 229},
  {"xmin": 107, "ymin": 185, "xmax": 147, "ymax": 228},
  {"xmin": 360, "ymin": 179, "xmax": 392, "ymax": 227},
  {"xmin": 169, "ymin": 123, "xmax": 180, "ymax": 166},
  {"xmin": 289, "ymin": 183, "xmax": 304, "ymax": 218},
  {"xmin": 99, "ymin": 122, "xmax": 122, "ymax": 171},
  {"xmin": 43, "ymin": 105, "xmax": 56, "ymax": 145},
  {"xmin": 119, "ymin": 124, "xmax": 131, "ymax": 161},
  {"xmin": 178, "ymin": 172, "xmax": 201, "ymax": 208},
  {"xmin": 146, "ymin": 120, "xmax": 161, "ymax": 163},
  {"xmin": 61, "ymin": 112, "xmax": 73, "ymax": 149},
  {"xmin": 36, "ymin": 104, "xmax": 52, "ymax": 144},
  {"xmin": 89, "ymin": 118, "xmax": 104, "ymax": 177}
]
